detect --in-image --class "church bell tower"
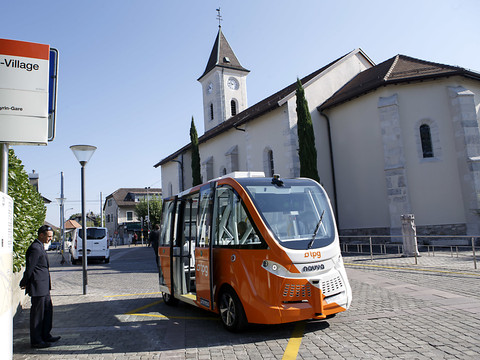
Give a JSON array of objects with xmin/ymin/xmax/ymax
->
[{"xmin": 198, "ymin": 16, "xmax": 249, "ymax": 133}]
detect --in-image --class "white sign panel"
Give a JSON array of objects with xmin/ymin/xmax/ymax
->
[{"xmin": 0, "ymin": 38, "xmax": 50, "ymax": 144}]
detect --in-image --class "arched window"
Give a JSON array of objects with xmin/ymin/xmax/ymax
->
[
  {"xmin": 420, "ymin": 124, "xmax": 433, "ymax": 158},
  {"xmin": 210, "ymin": 103, "xmax": 214, "ymax": 121},
  {"xmin": 231, "ymin": 99, "xmax": 237, "ymax": 116}
]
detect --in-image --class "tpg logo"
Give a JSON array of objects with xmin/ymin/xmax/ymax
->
[
  {"xmin": 196, "ymin": 263, "xmax": 208, "ymax": 277},
  {"xmin": 304, "ymin": 250, "xmax": 322, "ymax": 259}
]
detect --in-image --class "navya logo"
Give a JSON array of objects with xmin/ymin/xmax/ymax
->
[
  {"xmin": 302, "ymin": 264, "xmax": 325, "ymax": 272},
  {"xmin": 304, "ymin": 250, "xmax": 322, "ymax": 259}
]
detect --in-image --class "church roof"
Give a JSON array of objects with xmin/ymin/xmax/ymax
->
[
  {"xmin": 155, "ymin": 49, "xmax": 361, "ymax": 168},
  {"xmin": 198, "ymin": 28, "xmax": 249, "ymax": 81},
  {"xmin": 319, "ymin": 55, "xmax": 480, "ymax": 111}
]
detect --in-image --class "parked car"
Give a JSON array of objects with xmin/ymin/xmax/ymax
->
[{"xmin": 49, "ymin": 241, "xmax": 61, "ymax": 251}]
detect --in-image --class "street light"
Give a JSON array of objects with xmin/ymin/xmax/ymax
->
[{"xmin": 70, "ymin": 144, "xmax": 96, "ymax": 295}]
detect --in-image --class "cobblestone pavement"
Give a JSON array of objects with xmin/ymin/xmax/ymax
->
[{"xmin": 13, "ymin": 245, "xmax": 480, "ymax": 359}]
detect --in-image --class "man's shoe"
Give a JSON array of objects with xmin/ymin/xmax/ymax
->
[
  {"xmin": 45, "ymin": 336, "xmax": 61, "ymax": 343},
  {"xmin": 31, "ymin": 342, "xmax": 51, "ymax": 348}
]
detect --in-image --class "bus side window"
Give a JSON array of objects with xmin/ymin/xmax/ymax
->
[
  {"xmin": 160, "ymin": 200, "xmax": 174, "ymax": 246},
  {"xmin": 213, "ymin": 186, "xmax": 265, "ymax": 248},
  {"xmin": 197, "ymin": 184, "xmax": 214, "ymax": 247}
]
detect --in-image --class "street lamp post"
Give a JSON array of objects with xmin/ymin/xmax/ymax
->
[
  {"xmin": 145, "ymin": 186, "xmax": 150, "ymax": 233},
  {"xmin": 70, "ymin": 145, "xmax": 96, "ymax": 295},
  {"xmin": 55, "ymin": 196, "xmax": 66, "ymax": 264}
]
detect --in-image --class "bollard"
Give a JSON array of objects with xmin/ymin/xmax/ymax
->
[{"xmin": 401, "ymin": 214, "xmax": 420, "ymax": 257}]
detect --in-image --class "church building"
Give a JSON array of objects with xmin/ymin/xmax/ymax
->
[{"xmin": 155, "ymin": 27, "xmax": 480, "ymax": 240}]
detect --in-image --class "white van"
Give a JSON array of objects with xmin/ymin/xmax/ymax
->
[{"xmin": 70, "ymin": 227, "xmax": 110, "ymax": 264}]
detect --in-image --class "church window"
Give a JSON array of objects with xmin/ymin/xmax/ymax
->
[
  {"xmin": 263, "ymin": 147, "xmax": 275, "ymax": 176},
  {"xmin": 231, "ymin": 99, "xmax": 237, "ymax": 116},
  {"xmin": 420, "ymin": 124, "xmax": 433, "ymax": 158},
  {"xmin": 210, "ymin": 103, "xmax": 214, "ymax": 121}
]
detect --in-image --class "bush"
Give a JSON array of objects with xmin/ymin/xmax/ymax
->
[{"xmin": 8, "ymin": 149, "xmax": 46, "ymax": 272}]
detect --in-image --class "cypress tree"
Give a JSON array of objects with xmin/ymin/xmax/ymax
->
[
  {"xmin": 190, "ymin": 117, "xmax": 202, "ymax": 186},
  {"xmin": 295, "ymin": 78, "xmax": 320, "ymax": 182}
]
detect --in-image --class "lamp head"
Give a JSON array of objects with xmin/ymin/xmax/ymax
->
[{"xmin": 70, "ymin": 145, "xmax": 97, "ymax": 166}]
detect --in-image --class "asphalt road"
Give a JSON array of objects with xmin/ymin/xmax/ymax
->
[{"xmin": 13, "ymin": 245, "xmax": 480, "ymax": 359}]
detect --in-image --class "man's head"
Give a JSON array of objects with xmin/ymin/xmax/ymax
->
[{"xmin": 38, "ymin": 225, "xmax": 54, "ymax": 244}]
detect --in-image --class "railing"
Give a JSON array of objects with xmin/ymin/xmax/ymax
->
[{"xmin": 339, "ymin": 235, "xmax": 478, "ymax": 270}]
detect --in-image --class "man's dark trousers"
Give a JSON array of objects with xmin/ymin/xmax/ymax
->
[{"xmin": 30, "ymin": 294, "xmax": 53, "ymax": 345}]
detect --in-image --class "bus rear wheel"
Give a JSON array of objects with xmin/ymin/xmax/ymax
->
[
  {"xmin": 162, "ymin": 292, "xmax": 178, "ymax": 306},
  {"xmin": 219, "ymin": 288, "xmax": 247, "ymax": 332}
]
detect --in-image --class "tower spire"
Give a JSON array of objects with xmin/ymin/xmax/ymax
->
[{"xmin": 216, "ymin": 7, "xmax": 223, "ymax": 28}]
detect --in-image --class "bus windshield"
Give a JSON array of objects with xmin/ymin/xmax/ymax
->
[{"xmin": 240, "ymin": 178, "xmax": 335, "ymax": 250}]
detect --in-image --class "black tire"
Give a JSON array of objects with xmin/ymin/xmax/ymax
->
[
  {"xmin": 162, "ymin": 292, "xmax": 178, "ymax": 306},
  {"xmin": 105, "ymin": 257, "xmax": 110, "ymax": 264},
  {"xmin": 219, "ymin": 288, "xmax": 247, "ymax": 332}
]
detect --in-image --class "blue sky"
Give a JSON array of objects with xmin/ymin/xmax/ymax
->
[{"xmin": 2, "ymin": 0, "xmax": 479, "ymax": 226}]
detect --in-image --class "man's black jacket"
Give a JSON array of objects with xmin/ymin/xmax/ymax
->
[{"xmin": 20, "ymin": 239, "xmax": 51, "ymax": 297}]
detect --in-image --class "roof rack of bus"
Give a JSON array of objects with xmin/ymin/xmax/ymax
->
[{"xmin": 217, "ymin": 171, "xmax": 266, "ymax": 180}]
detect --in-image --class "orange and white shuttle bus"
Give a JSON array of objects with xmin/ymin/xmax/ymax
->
[{"xmin": 158, "ymin": 172, "xmax": 352, "ymax": 331}]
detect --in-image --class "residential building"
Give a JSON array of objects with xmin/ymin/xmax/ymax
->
[{"xmin": 103, "ymin": 188, "xmax": 161, "ymax": 244}]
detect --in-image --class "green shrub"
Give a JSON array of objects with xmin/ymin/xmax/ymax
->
[{"xmin": 8, "ymin": 149, "xmax": 46, "ymax": 272}]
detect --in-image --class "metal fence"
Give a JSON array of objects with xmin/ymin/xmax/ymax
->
[{"xmin": 340, "ymin": 235, "xmax": 478, "ymax": 269}]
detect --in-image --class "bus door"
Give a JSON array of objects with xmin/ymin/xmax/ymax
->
[
  {"xmin": 171, "ymin": 199, "xmax": 184, "ymax": 296},
  {"xmin": 158, "ymin": 198, "xmax": 176, "ymax": 294},
  {"xmin": 195, "ymin": 183, "xmax": 215, "ymax": 310},
  {"xmin": 180, "ymin": 194, "xmax": 199, "ymax": 294}
]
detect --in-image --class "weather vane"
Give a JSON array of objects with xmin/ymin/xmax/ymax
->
[{"xmin": 216, "ymin": 7, "xmax": 223, "ymax": 28}]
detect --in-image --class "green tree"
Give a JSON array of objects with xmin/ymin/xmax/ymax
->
[
  {"xmin": 190, "ymin": 116, "xmax": 202, "ymax": 186},
  {"xmin": 134, "ymin": 195, "xmax": 162, "ymax": 227},
  {"xmin": 295, "ymin": 78, "xmax": 320, "ymax": 182},
  {"xmin": 8, "ymin": 149, "xmax": 46, "ymax": 272}
]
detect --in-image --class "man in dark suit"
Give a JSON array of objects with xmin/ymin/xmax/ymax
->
[
  {"xmin": 149, "ymin": 224, "xmax": 160, "ymax": 267},
  {"xmin": 20, "ymin": 225, "xmax": 61, "ymax": 348}
]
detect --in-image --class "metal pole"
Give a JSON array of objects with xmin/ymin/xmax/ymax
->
[
  {"xmin": 100, "ymin": 192, "xmax": 104, "ymax": 227},
  {"xmin": 0, "ymin": 144, "xmax": 8, "ymax": 193},
  {"xmin": 472, "ymin": 237, "xmax": 477, "ymax": 270},
  {"xmin": 60, "ymin": 172, "xmax": 66, "ymax": 264},
  {"xmin": 146, "ymin": 187, "xmax": 150, "ymax": 231},
  {"xmin": 81, "ymin": 164, "xmax": 88, "ymax": 294},
  {"xmin": 369, "ymin": 237, "xmax": 373, "ymax": 261}
]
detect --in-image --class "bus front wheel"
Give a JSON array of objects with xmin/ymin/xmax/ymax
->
[
  {"xmin": 162, "ymin": 292, "xmax": 178, "ymax": 306},
  {"xmin": 219, "ymin": 288, "xmax": 247, "ymax": 332}
]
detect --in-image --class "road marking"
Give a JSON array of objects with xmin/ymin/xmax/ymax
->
[
  {"xmin": 124, "ymin": 299, "xmax": 218, "ymax": 321},
  {"xmin": 125, "ymin": 300, "xmax": 163, "ymax": 315},
  {"xmin": 282, "ymin": 321, "xmax": 305, "ymax": 360},
  {"xmin": 131, "ymin": 313, "xmax": 218, "ymax": 321},
  {"xmin": 104, "ymin": 292, "xmax": 163, "ymax": 298},
  {"xmin": 345, "ymin": 263, "xmax": 480, "ymax": 276}
]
